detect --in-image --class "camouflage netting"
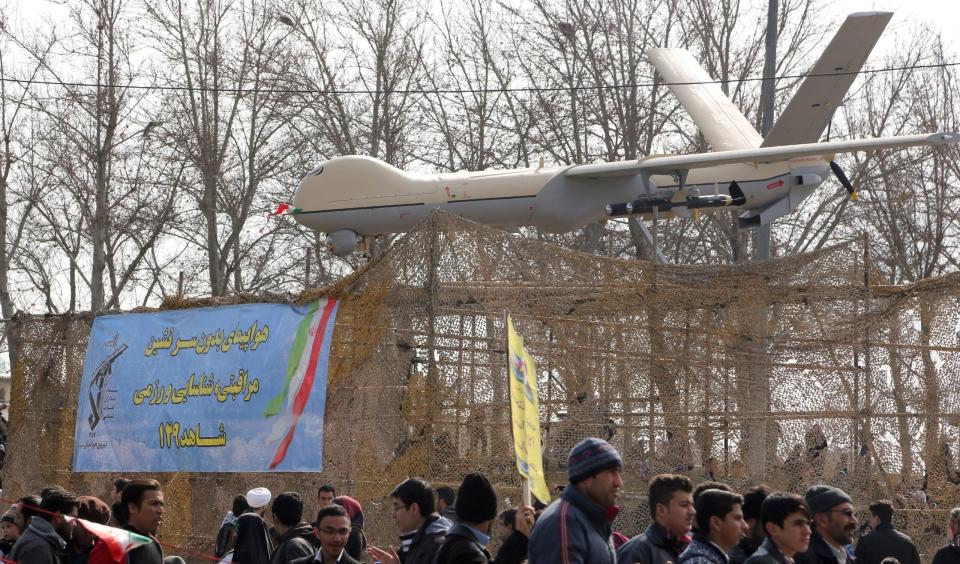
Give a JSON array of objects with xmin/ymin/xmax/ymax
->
[{"xmin": 6, "ymin": 210, "xmax": 960, "ymax": 562}]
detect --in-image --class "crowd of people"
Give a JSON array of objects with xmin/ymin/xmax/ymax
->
[{"xmin": 1, "ymin": 437, "xmax": 960, "ymax": 564}]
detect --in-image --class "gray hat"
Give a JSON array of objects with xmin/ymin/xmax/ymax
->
[{"xmin": 805, "ymin": 485, "xmax": 852, "ymax": 514}]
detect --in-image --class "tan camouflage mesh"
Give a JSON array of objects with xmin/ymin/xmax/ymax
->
[{"xmin": 6, "ymin": 210, "xmax": 960, "ymax": 561}]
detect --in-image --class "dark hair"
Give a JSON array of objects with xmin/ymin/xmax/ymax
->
[
  {"xmin": 19, "ymin": 495, "xmax": 42, "ymax": 522},
  {"xmin": 499, "ymin": 508, "xmax": 517, "ymax": 529},
  {"xmin": 232, "ymin": 494, "xmax": 250, "ymax": 516},
  {"xmin": 869, "ymin": 500, "xmax": 894, "ymax": 524},
  {"xmin": 315, "ymin": 504, "xmax": 349, "ymax": 524},
  {"xmin": 39, "ymin": 487, "xmax": 80, "ymax": 521},
  {"xmin": 117, "ymin": 479, "xmax": 162, "ymax": 525},
  {"xmin": 391, "ymin": 478, "xmax": 435, "ymax": 516},
  {"xmin": 317, "ymin": 484, "xmax": 336, "ymax": 497},
  {"xmin": 761, "ymin": 492, "xmax": 810, "ymax": 530},
  {"xmin": 694, "ymin": 489, "xmax": 744, "ymax": 535},
  {"xmin": 649, "ymin": 474, "xmax": 693, "ymax": 518},
  {"xmin": 743, "ymin": 485, "xmax": 772, "ymax": 521},
  {"xmin": 693, "ymin": 481, "xmax": 732, "ymax": 506},
  {"xmin": 436, "ymin": 486, "xmax": 456, "ymax": 507},
  {"xmin": 114, "ymin": 478, "xmax": 131, "ymax": 494},
  {"xmin": 271, "ymin": 492, "xmax": 304, "ymax": 527}
]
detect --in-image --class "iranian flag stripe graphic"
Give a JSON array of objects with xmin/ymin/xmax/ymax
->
[
  {"xmin": 73, "ymin": 518, "xmax": 152, "ymax": 562},
  {"xmin": 268, "ymin": 298, "xmax": 338, "ymax": 469}
]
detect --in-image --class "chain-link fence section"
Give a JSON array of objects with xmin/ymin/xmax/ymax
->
[{"xmin": 5, "ymin": 211, "xmax": 960, "ymax": 561}]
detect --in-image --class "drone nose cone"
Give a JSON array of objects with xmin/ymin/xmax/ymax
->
[{"xmin": 293, "ymin": 155, "xmax": 414, "ymax": 212}]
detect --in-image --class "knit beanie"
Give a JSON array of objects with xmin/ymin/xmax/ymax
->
[
  {"xmin": 77, "ymin": 496, "xmax": 111, "ymax": 525},
  {"xmin": 805, "ymin": 485, "xmax": 852, "ymax": 515},
  {"xmin": 0, "ymin": 504, "xmax": 21, "ymax": 531},
  {"xmin": 455, "ymin": 472, "xmax": 498, "ymax": 523},
  {"xmin": 568, "ymin": 437, "xmax": 623, "ymax": 484}
]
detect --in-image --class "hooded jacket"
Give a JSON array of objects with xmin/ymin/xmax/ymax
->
[
  {"xmin": 270, "ymin": 523, "xmax": 315, "ymax": 564},
  {"xmin": 432, "ymin": 523, "xmax": 491, "ymax": 564},
  {"xmin": 528, "ymin": 484, "xmax": 617, "ymax": 564},
  {"xmin": 10, "ymin": 516, "xmax": 68, "ymax": 564},
  {"xmin": 617, "ymin": 522, "xmax": 690, "ymax": 564},
  {"xmin": 400, "ymin": 514, "xmax": 450, "ymax": 564}
]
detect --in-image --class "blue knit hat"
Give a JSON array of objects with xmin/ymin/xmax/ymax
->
[{"xmin": 568, "ymin": 438, "xmax": 622, "ymax": 484}]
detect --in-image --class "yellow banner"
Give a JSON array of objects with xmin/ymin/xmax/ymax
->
[{"xmin": 507, "ymin": 315, "xmax": 551, "ymax": 504}]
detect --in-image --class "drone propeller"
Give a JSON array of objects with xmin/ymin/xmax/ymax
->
[{"xmin": 829, "ymin": 161, "xmax": 858, "ymax": 201}]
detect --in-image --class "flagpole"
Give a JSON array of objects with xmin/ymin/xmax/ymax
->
[{"xmin": 505, "ymin": 309, "xmax": 533, "ymax": 508}]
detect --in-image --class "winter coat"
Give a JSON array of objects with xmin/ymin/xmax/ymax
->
[
  {"xmin": 933, "ymin": 541, "xmax": 960, "ymax": 564},
  {"xmin": 854, "ymin": 523, "xmax": 920, "ymax": 564},
  {"xmin": 432, "ymin": 524, "xmax": 490, "ymax": 564},
  {"xmin": 680, "ymin": 538, "xmax": 730, "ymax": 564},
  {"xmin": 617, "ymin": 522, "xmax": 690, "ymax": 564},
  {"xmin": 745, "ymin": 538, "xmax": 791, "ymax": 564},
  {"xmin": 10, "ymin": 517, "xmax": 69, "ymax": 564},
  {"xmin": 730, "ymin": 537, "xmax": 762, "ymax": 564},
  {"xmin": 216, "ymin": 512, "xmax": 240, "ymax": 558},
  {"xmin": 233, "ymin": 514, "xmax": 273, "ymax": 564},
  {"xmin": 795, "ymin": 531, "xmax": 846, "ymax": 564},
  {"xmin": 492, "ymin": 530, "xmax": 528, "ymax": 564},
  {"xmin": 528, "ymin": 484, "xmax": 617, "ymax": 564},
  {"xmin": 400, "ymin": 514, "xmax": 450, "ymax": 564},
  {"xmin": 270, "ymin": 524, "xmax": 315, "ymax": 564}
]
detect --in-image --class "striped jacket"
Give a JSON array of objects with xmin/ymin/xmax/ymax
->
[{"xmin": 528, "ymin": 485, "xmax": 617, "ymax": 564}]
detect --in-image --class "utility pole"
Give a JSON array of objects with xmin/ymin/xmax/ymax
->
[{"xmin": 756, "ymin": 0, "xmax": 778, "ymax": 261}]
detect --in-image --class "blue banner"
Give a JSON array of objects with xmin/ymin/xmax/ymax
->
[{"xmin": 72, "ymin": 300, "xmax": 340, "ymax": 472}]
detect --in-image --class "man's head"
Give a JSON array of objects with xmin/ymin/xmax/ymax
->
[
  {"xmin": 805, "ymin": 485, "xmax": 857, "ymax": 547},
  {"xmin": 390, "ymin": 478, "xmax": 435, "ymax": 533},
  {"xmin": 436, "ymin": 486, "xmax": 456, "ymax": 513},
  {"xmin": 761, "ymin": 492, "xmax": 812, "ymax": 557},
  {"xmin": 649, "ymin": 473, "xmax": 695, "ymax": 536},
  {"xmin": 454, "ymin": 473, "xmax": 498, "ymax": 533},
  {"xmin": 743, "ymin": 485, "xmax": 772, "ymax": 541},
  {"xmin": 246, "ymin": 487, "xmax": 272, "ymax": 516},
  {"xmin": 868, "ymin": 500, "xmax": 893, "ymax": 529},
  {"xmin": 314, "ymin": 505, "xmax": 350, "ymax": 562},
  {"xmin": 73, "ymin": 496, "xmax": 111, "ymax": 548},
  {"xmin": 693, "ymin": 482, "xmax": 732, "ymax": 507},
  {"xmin": 19, "ymin": 495, "xmax": 41, "ymax": 526},
  {"xmin": 695, "ymin": 489, "xmax": 747, "ymax": 551},
  {"xmin": 272, "ymin": 492, "xmax": 304, "ymax": 531},
  {"xmin": 497, "ymin": 509, "xmax": 517, "ymax": 541},
  {"xmin": 112, "ymin": 478, "xmax": 130, "ymax": 503},
  {"xmin": 120, "ymin": 479, "xmax": 164, "ymax": 535},
  {"xmin": 949, "ymin": 507, "xmax": 960, "ymax": 537},
  {"xmin": 568, "ymin": 438, "xmax": 623, "ymax": 508},
  {"xmin": 232, "ymin": 494, "xmax": 250, "ymax": 516},
  {"xmin": 317, "ymin": 485, "xmax": 336, "ymax": 509},
  {"xmin": 39, "ymin": 487, "xmax": 80, "ymax": 542}
]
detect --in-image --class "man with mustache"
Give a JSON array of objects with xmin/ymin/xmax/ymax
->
[{"xmin": 795, "ymin": 486, "xmax": 858, "ymax": 564}]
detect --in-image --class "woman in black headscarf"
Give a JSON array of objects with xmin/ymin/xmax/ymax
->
[{"xmin": 227, "ymin": 513, "xmax": 273, "ymax": 564}]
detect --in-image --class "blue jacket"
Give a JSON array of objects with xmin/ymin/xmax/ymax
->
[
  {"xmin": 680, "ymin": 538, "xmax": 729, "ymax": 564},
  {"xmin": 528, "ymin": 485, "xmax": 617, "ymax": 564}
]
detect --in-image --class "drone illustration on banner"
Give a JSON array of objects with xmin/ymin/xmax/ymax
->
[{"xmin": 288, "ymin": 12, "xmax": 960, "ymax": 256}]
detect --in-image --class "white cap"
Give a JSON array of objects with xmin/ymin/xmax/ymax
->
[{"xmin": 246, "ymin": 487, "xmax": 272, "ymax": 509}]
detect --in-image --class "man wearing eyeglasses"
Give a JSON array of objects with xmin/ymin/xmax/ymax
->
[
  {"xmin": 795, "ymin": 486, "xmax": 858, "ymax": 564},
  {"xmin": 367, "ymin": 478, "xmax": 451, "ymax": 564},
  {"xmin": 292, "ymin": 505, "xmax": 360, "ymax": 564}
]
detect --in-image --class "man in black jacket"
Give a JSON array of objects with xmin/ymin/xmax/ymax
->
[
  {"xmin": 746, "ymin": 492, "xmax": 811, "ymax": 564},
  {"xmin": 617, "ymin": 474, "xmax": 695, "ymax": 564},
  {"xmin": 270, "ymin": 493, "xmax": 315, "ymax": 564},
  {"xmin": 933, "ymin": 507, "xmax": 960, "ymax": 564},
  {"xmin": 368, "ymin": 479, "xmax": 451, "ymax": 564},
  {"xmin": 433, "ymin": 473, "xmax": 499, "ymax": 564},
  {"xmin": 10, "ymin": 487, "xmax": 79, "ymax": 564},
  {"xmin": 118, "ymin": 479, "xmax": 165, "ymax": 564},
  {"xmin": 291, "ymin": 505, "xmax": 360, "ymax": 564},
  {"xmin": 854, "ymin": 501, "xmax": 920, "ymax": 564},
  {"xmin": 795, "ymin": 486, "xmax": 858, "ymax": 564}
]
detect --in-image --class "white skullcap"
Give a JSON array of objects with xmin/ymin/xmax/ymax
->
[{"xmin": 246, "ymin": 487, "xmax": 272, "ymax": 509}]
